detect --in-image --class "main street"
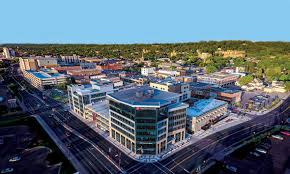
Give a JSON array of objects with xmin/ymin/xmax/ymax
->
[{"xmin": 3, "ymin": 64, "xmax": 290, "ymax": 174}]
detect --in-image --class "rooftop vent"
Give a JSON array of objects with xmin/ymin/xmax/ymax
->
[
  {"xmin": 136, "ymin": 91, "xmax": 144, "ymax": 98},
  {"xmin": 148, "ymin": 89, "xmax": 154, "ymax": 96}
]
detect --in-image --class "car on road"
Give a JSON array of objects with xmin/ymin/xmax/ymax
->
[
  {"xmin": 271, "ymin": 134, "xmax": 284, "ymax": 140},
  {"xmin": 8, "ymin": 156, "xmax": 21, "ymax": 162},
  {"xmin": 1, "ymin": 168, "xmax": 14, "ymax": 174},
  {"xmin": 255, "ymin": 148, "xmax": 267, "ymax": 154}
]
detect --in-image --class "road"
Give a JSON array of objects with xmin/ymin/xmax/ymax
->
[{"xmin": 2, "ymin": 64, "xmax": 290, "ymax": 174}]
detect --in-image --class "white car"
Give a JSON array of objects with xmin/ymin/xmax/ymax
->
[
  {"xmin": 9, "ymin": 156, "xmax": 21, "ymax": 162},
  {"xmin": 1, "ymin": 168, "xmax": 14, "ymax": 174},
  {"xmin": 271, "ymin": 134, "xmax": 284, "ymax": 140},
  {"xmin": 255, "ymin": 148, "xmax": 267, "ymax": 154}
]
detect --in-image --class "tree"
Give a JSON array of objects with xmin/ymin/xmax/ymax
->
[
  {"xmin": 238, "ymin": 75, "xmax": 254, "ymax": 86},
  {"xmin": 206, "ymin": 65, "xmax": 217, "ymax": 74},
  {"xmin": 265, "ymin": 67, "xmax": 281, "ymax": 81},
  {"xmin": 285, "ymin": 81, "xmax": 290, "ymax": 92},
  {"xmin": 279, "ymin": 74, "xmax": 289, "ymax": 81}
]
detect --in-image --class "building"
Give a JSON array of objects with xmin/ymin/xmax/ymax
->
[
  {"xmin": 80, "ymin": 62, "xmax": 96, "ymax": 69},
  {"xmin": 190, "ymin": 82, "xmax": 213, "ymax": 99},
  {"xmin": 60, "ymin": 54, "xmax": 80, "ymax": 64},
  {"xmin": 211, "ymin": 87, "xmax": 242, "ymax": 103},
  {"xmin": 155, "ymin": 69, "xmax": 181, "ymax": 78},
  {"xmin": 84, "ymin": 100, "xmax": 110, "ymax": 132},
  {"xmin": 122, "ymin": 76, "xmax": 149, "ymax": 86},
  {"xmin": 2, "ymin": 47, "xmax": 11, "ymax": 58},
  {"xmin": 244, "ymin": 95, "xmax": 277, "ymax": 111},
  {"xmin": 19, "ymin": 57, "xmax": 58, "ymax": 71},
  {"xmin": 141, "ymin": 67, "xmax": 155, "ymax": 76},
  {"xmin": 186, "ymin": 99, "xmax": 228, "ymax": 134},
  {"xmin": 90, "ymin": 76, "xmax": 124, "ymax": 89},
  {"xmin": 23, "ymin": 69, "xmax": 69, "ymax": 90},
  {"xmin": 150, "ymin": 80, "xmax": 191, "ymax": 101},
  {"xmin": 96, "ymin": 60, "xmax": 123, "ymax": 71},
  {"xmin": 241, "ymin": 78, "xmax": 265, "ymax": 91},
  {"xmin": 35, "ymin": 57, "xmax": 58, "ymax": 67},
  {"xmin": 190, "ymin": 82, "xmax": 242, "ymax": 104},
  {"xmin": 52, "ymin": 66, "xmax": 81, "ymax": 73},
  {"xmin": 19, "ymin": 57, "xmax": 39, "ymax": 71},
  {"xmin": 67, "ymin": 80, "xmax": 115, "ymax": 116},
  {"xmin": 263, "ymin": 81, "xmax": 287, "ymax": 93},
  {"xmin": 197, "ymin": 72, "xmax": 238, "ymax": 87},
  {"xmin": 215, "ymin": 49, "xmax": 246, "ymax": 58},
  {"xmin": 67, "ymin": 69, "xmax": 101, "ymax": 77},
  {"xmin": 107, "ymin": 86, "xmax": 188, "ymax": 155}
]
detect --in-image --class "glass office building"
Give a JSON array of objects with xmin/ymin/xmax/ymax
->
[{"xmin": 108, "ymin": 86, "xmax": 188, "ymax": 156}]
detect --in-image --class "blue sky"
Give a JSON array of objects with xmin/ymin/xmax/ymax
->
[{"xmin": 1, "ymin": 0, "xmax": 290, "ymax": 44}]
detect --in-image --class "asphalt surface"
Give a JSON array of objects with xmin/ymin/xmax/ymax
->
[{"xmin": 3, "ymin": 64, "xmax": 290, "ymax": 174}]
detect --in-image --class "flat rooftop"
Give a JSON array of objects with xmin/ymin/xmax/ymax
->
[
  {"xmin": 86, "ymin": 100, "xmax": 109, "ymax": 119},
  {"xmin": 108, "ymin": 86, "xmax": 180, "ymax": 107},
  {"xmin": 198, "ymin": 72, "xmax": 237, "ymax": 79},
  {"xmin": 187, "ymin": 99, "xmax": 227, "ymax": 117},
  {"xmin": 150, "ymin": 78, "xmax": 186, "ymax": 86},
  {"xmin": 26, "ymin": 70, "xmax": 68, "ymax": 79}
]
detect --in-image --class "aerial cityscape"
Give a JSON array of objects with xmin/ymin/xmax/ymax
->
[{"xmin": 0, "ymin": 1, "xmax": 290, "ymax": 174}]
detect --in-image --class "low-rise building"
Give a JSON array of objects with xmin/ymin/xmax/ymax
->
[
  {"xmin": 186, "ymin": 99, "xmax": 228, "ymax": 134},
  {"xmin": 244, "ymin": 95, "xmax": 278, "ymax": 111},
  {"xmin": 190, "ymin": 82, "xmax": 242, "ymax": 104},
  {"xmin": 67, "ymin": 80, "xmax": 114, "ymax": 116},
  {"xmin": 122, "ymin": 76, "xmax": 149, "ymax": 86},
  {"xmin": 197, "ymin": 72, "xmax": 238, "ymax": 87},
  {"xmin": 52, "ymin": 66, "xmax": 81, "ymax": 73},
  {"xmin": 215, "ymin": 49, "xmax": 246, "ymax": 58},
  {"xmin": 67, "ymin": 69, "xmax": 101, "ymax": 77},
  {"xmin": 211, "ymin": 87, "xmax": 242, "ymax": 103},
  {"xmin": 264, "ymin": 81, "xmax": 287, "ymax": 93},
  {"xmin": 23, "ymin": 69, "xmax": 69, "ymax": 90},
  {"xmin": 150, "ymin": 80, "xmax": 191, "ymax": 101},
  {"xmin": 155, "ymin": 69, "xmax": 181, "ymax": 78},
  {"xmin": 241, "ymin": 78, "xmax": 265, "ymax": 91},
  {"xmin": 84, "ymin": 100, "xmax": 110, "ymax": 132},
  {"xmin": 141, "ymin": 67, "xmax": 155, "ymax": 76},
  {"xmin": 60, "ymin": 54, "xmax": 80, "ymax": 64}
]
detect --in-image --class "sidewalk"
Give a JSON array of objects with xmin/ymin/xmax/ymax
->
[
  {"xmin": 69, "ymin": 111, "xmax": 149, "ymax": 162},
  {"xmin": 69, "ymin": 110, "xmax": 254, "ymax": 162}
]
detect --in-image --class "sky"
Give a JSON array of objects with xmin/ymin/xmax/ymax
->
[{"xmin": 1, "ymin": 0, "xmax": 290, "ymax": 44}]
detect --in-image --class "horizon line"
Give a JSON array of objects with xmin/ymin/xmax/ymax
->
[{"xmin": 1, "ymin": 39, "xmax": 290, "ymax": 45}]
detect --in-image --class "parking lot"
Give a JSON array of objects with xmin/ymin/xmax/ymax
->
[
  {"xmin": 220, "ymin": 130, "xmax": 290, "ymax": 174},
  {"xmin": 0, "ymin": 119, "xmax": 75, "ymax": 174}
]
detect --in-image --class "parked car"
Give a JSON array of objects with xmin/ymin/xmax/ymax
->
[
  {"xmin": 271, "ymin": 134, "xmax": 284, "ymax": 140},
  {"xmin": 1, "ymin": 168, "xmax": 14, "ymax": 174},
  {"xmin": 280, "ymin": 131, "xmax": 290, "ymax": 136},
  {"xmin": 258, "ymin": 144, "xmax": 271, "ymax": 151},
  {"xmin": 225, "ymin": 165, "xmax": 237, "ymax": 173},
  {"xmin": 8, "ymin": 156, "xmax": 21, "ymax": 162},
  {"xmin": 255, "ymin": 148, "xmax": 267, "ymax": 154},
  {"xmin": 249, "ymin": 151, "xmax": 261, "ymax": 157}
]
